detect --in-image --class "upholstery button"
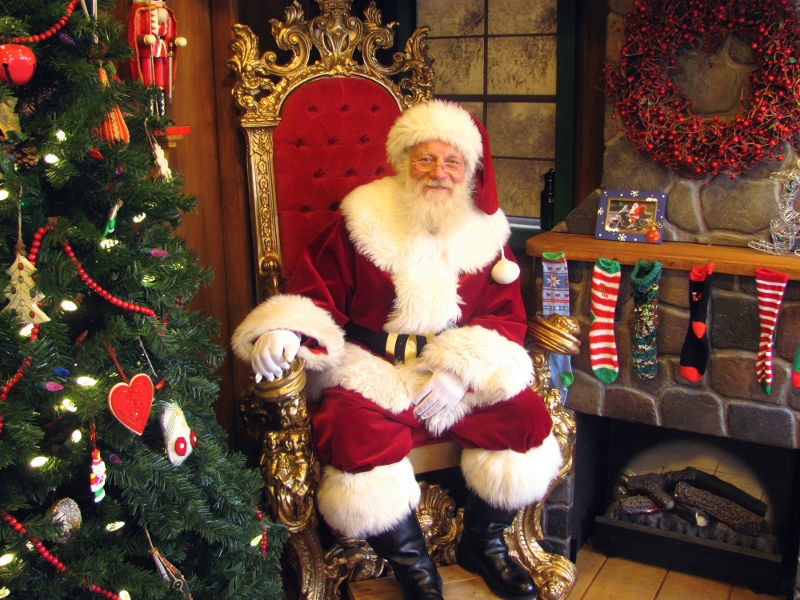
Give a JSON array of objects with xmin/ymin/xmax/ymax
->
[
  {"xmin": 327, "ymin": 137, "xmax": 338, "ymax": 145},
  {"xmin": 345, "ymin": 168, "xmax": 356, "ymax": 177},
  {"xmin": 300, "ymin": 205, "xmax": 312, "ymax": 212},
  {"xmin": 308, "ymin": 105, "xmax": 318, "ymax": 112},
  {"xmin": 293, "ymin": 138, "xmax": 304, "ymax": 148},
  {"xmin": 370, "ymin": 104, "xmax": 381, "ymax": 112},
  {"xmin": 359, "ymin": 134, "xmax": 369, "ymax": 143},
  {"xmin": 313, "ymin": 169, "xmax": 324, "ymax": 178},
  {"xmin": 340, "ymin": 104, "xmax": 349, "ymax": 112},
  {"xmin": 330, "ymin": 202, "xmax": 340, "ymax": 210},
  {"xmin": 375, "ymin": 165, "xmax": 385, "ymax": 175}
]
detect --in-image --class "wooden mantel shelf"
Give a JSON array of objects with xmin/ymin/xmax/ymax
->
[{"xmin": 526, "ymin": 231, "xmax": 800, "ymax": 280}]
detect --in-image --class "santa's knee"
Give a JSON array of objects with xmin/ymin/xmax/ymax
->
[
  {"xmin": 460, "ymin": 432, "xmax": 562, "ymax": 510},
  {"xmin": 316, "ymin": 458, "xmax": 421, "ymax": 539}
]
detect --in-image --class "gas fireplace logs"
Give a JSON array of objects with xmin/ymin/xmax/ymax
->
[{"xmin": 607, "ymin": 467, "xmax": 777, "ymax": 553}]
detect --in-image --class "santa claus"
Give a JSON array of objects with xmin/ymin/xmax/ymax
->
[{"xmin": 233, "ymin": 99, "xmax": 562, "ymax": 600}]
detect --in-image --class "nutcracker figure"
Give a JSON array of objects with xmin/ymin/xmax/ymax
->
[{"xmin": 128, "ymin": 0, "xmax": 187, "ymax": 102}]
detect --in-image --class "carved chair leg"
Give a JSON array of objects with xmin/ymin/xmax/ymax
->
[{"xmin": 506, "ymin": 506, "xmax": 577, "ymax": 600}]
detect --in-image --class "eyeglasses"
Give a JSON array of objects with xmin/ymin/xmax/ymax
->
[{"xmin": 410, "ymin": 157, "xmax": 465, "ymax": 174}]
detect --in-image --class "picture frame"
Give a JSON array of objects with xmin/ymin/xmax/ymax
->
[{"xmin": 595, "ymin": 189, "xmax": 667, "ymax": 244}]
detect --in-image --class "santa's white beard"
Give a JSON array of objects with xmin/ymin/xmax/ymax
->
[{"xmin": 398, "ymin": 172, "xmax": 477, "ymax": 235}]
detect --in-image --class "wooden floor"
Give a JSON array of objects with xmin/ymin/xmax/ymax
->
[
  {"xmin": 568, "ymin": 539, "xmax": 785, "ymax": 600},
  {"xmin": 348, "ymin": 539, "xmax": 786, "ymax": 600}
]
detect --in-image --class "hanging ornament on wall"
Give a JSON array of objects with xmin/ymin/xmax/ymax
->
[
  {"xmin": 605, "ymin": 0, "xmax": 800, "ymax": 179},
  {"xmin": 0, "ymin": 44, "xmax": 36, "ymax": 85}
]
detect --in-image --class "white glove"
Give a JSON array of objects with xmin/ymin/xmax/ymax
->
[
  {"xmin": 413, "ymin": 370, "xmax": 468, "ymax": 421},
  {"xmin": 251, "ymin": 329, "xmax": 301, "ymax": 383}
]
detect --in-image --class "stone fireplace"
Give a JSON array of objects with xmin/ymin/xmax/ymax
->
[{"xmin": 531, "ymin": 0, "xmax": 800, "ymax": 597}]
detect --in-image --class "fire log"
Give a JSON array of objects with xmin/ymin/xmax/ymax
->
[
  {"xmin": 674, "ymin": 481, "xmax": 764, "ymax": 536},
  {"xmin": 626, "ymin": 473, "xmax": 675, "ymax": 509},
  {"xmin": 618, "ymin": 495, "xmax": 660, "ymax": 515},
  {"xmin": 664, "ymin": 467, "xmax": 767, "ymax": 517}
]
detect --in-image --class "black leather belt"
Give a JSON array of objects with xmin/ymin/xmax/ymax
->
[{"xmin": 344, "ymin": 321, "xmax": 433, "ymax": 363}]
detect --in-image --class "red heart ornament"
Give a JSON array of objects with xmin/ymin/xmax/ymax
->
[{"xmin": 107, "ymin": 373, "xmax": 154, "ymax": 435}]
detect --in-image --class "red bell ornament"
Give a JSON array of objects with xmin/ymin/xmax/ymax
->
[{"xmin": 0, "ymin": 44, "xmax": 36, "ymax": 85}]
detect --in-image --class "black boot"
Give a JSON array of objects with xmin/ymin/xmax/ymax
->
[
  {"xmin": 456, "ymin": 491, "xmax": 538, "ymax": 600},
  {"xmin": 366, "ymin": 511, "xmax": 444, "ymax": 600}
]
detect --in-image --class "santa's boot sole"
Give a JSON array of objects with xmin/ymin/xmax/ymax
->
[{"xmin": 457, "ymin": 550, "xmax": 537, "ymax": 600}]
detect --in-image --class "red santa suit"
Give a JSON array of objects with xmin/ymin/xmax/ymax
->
[{"xmin": 232, "ymin": 103, "xmax": 562, "ymax": 539}]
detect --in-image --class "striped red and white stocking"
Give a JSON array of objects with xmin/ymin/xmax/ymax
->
[
  {"xmin": 589, "ymin": 258, "xmax": 621, "ymax": 383},
  {"xmin": 755, "ymin": 267, "xmax": 788, "ymax": 394}
]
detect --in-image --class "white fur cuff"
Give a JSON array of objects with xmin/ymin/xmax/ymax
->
[
  {"xmin": 316, "ymin": 459, "xmax": 421, "ymax": 538},
  {"xmin": 460, "ymin": 433, "xmax": 562, "ymax": 511},
  {"xmin": 231, "ymin": 294, "xmax": 344, "ymax": 371},
  {"xmin": 421, "ymin": 325, "xmax": 533, "ymax": 403}
]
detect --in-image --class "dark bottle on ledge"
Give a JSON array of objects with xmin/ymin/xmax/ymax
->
[{"xmin": 540, "ymin": 168, "xmax": 555, "ymax": 231}]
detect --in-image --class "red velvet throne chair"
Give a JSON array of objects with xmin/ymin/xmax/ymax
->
[{"xmin": 228, "ymin": 2, "xmax": 578, "ymax": 598}]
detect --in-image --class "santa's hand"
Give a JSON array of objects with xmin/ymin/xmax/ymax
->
[
  {"xmin": 251, "ymin": 330, "xmax": 300, "ymax": 383},
  {"xmin": 413, "ymin": 370, "xmax": 468, "ymax": 421}
]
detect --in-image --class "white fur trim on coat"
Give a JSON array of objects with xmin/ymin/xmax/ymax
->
[
  {"xmin": 386, "ymin": 100, "xmax": 482, "ymax": 175},
  {"xmin": 317, "ymin": 459, "xmax": 421, "ymax": 538},
  {"xmin": 342, "ymin": 177, "xmax": 511, "ymax": 335},
  {"xmin": 231, "ymin": 294, "xmax": 344, "ymax": 372},
  {"xmin": 460, "ymin": 433, "xmax": 562, "ymax": 511}
]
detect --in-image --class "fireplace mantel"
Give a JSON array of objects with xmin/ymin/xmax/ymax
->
[{"xmin": 526, "ymin": 232, "xmax": 800, "ymax": 280}]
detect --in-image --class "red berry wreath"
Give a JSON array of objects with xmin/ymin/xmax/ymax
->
[{"xmin": 605, "ymin": 0, "xmax": 800, "ymax": 179}]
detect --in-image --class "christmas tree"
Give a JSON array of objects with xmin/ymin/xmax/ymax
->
[{"xmin": 0, "ymin": 2, "xmax": 286, "ymax": 599}]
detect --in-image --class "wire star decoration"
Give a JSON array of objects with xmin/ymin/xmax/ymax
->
[{"xmin": 749, "ymin": 160, "xmax": 800, "ymax": 255}]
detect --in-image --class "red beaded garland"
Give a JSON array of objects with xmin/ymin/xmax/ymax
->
[
  {"xmin": 1, "ymin": 0, "xmax": 80, "ymax": 44},
  {"xmin": 1, "ymin": 507, "xmax": 121, "ymax": 599},
  {"xmin": 1, "ymin": 225, "xmax": 158, "ymax": 437},
  {"xmin": 28, "ymin": 225, "xmax": 157, "ymax": 318},
  {"xmin": 254, "ymin": 509, "xmax": 268, "ymax": 557},
  {"xmin": 0, "ymin": 324, "xmax": 38, "ymax": 436},
  {"xmin": 605, "ymin": 0, "xmax": 800, "ymax": 179}
]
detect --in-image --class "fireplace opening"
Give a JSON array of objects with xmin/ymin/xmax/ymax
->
[{"xmin": 570, "ymin": 414, "xmax": 800, "ymax": 597}]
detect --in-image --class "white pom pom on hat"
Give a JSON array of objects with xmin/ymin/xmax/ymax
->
[{"xmin": 386, "ymin": 99, "xmax": 517, "ymax": 283}]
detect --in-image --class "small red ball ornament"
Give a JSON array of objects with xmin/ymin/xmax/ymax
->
[
  {"xmin": 646, "ymin": 227, "xmax": 661, "ymax": 243},
  {"xmin": 0, "ymin": 44, "xmax": 36, "ymax": 85}
]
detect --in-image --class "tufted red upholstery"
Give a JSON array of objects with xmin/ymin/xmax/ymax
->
[{"xmin": 274, "ymin": 76, "xmax": 401, "ymax": 280}]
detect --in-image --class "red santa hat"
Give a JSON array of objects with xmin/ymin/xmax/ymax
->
[
  {"xmin": 386, "ymin": 100, "xmax": 518, "ymax": 283},
  {"xmin": 386, "ymin": 99, "xmax": 499, "ymax": 216}
]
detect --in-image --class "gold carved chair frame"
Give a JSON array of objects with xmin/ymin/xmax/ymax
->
[{"xmin": 228, "ymin": 2, "xmax": 577, "ymax": 598}]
